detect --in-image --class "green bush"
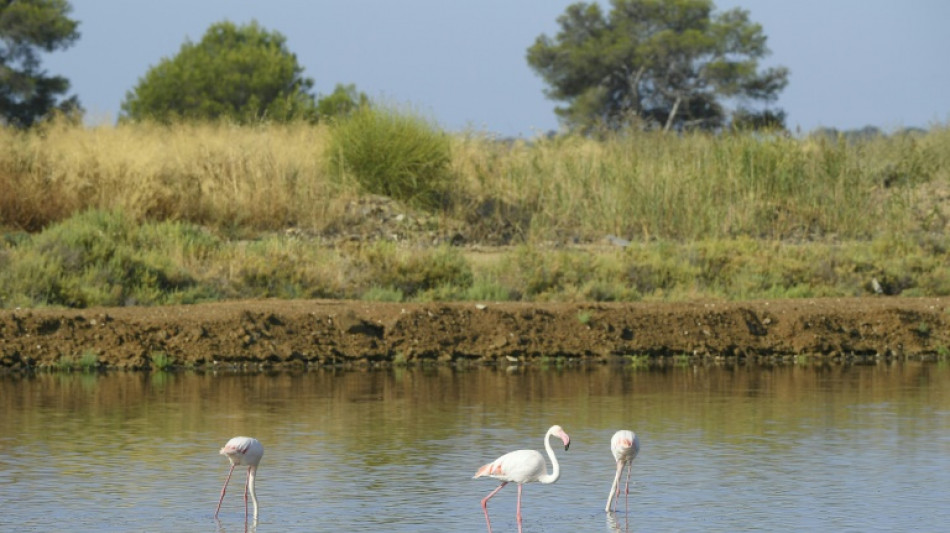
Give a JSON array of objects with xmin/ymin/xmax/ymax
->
[
  {"xmin": 327, "ymin": 105, "xmax": 452, "ymax": 210},
  {"xmin": 356, "ymin": 242, "xmax": 473, "ymax": 298},
  {"xmin": 0, "ymin": 210, "xmax": 214, "ymax": 307}
]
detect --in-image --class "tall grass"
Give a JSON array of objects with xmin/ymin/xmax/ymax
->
[
  {"xmin": 1, "ymin": 119, "xmax": 948, "ymax": 306},
  {"xmin": 0, "ymin": 120, "xmax": 338, "ymax": 234},
  {"xmin": 2, "ymin": 119, "xmax": 946, "ymax": 242},
  {"xmin": 450, "ymin": 128, "xmax": 947, "ymax": 242}
]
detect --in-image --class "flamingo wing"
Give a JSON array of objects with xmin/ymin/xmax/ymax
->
[{"xmin": 474, "ymin": 449, "xmax": 546, "ymax": 483}]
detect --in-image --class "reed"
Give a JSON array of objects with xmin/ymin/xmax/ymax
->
[{"xmin": 449, "ymin": 127, "xmax": 948, "ymax": 242}]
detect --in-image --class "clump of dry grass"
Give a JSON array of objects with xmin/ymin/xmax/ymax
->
[{"xmin": 0, "ymin": 120, "xmax": 344, "ymax": 234}]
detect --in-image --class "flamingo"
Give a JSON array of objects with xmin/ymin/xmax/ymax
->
[
  {"xmin": 605, "ymin": 430, "xmax": 639, "ymax": 513},
  {"xmin": 473, "ymin": 425, "xmax": 571, "ymax": 532},
  {"xmin": 214, "ymin": 436, "xmax": 264, "ymax": 522}
]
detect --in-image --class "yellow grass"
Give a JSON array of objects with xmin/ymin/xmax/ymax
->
[
  {"xmin": 0, "ymin": 120, "xmax": 346, "ymax": 233},
  {"xmin": 2, "ymin": 119, "xmax": 948, "ymax": 244}
]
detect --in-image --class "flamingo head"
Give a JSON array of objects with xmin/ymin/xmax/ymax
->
[{"xmin": 551, "ymin": 425, "xmax": 571, "ymax": 451}]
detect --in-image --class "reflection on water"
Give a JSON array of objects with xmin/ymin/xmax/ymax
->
[{"xmin": 2, "ymin": 363, "xmax": 950, "ymax": 532}]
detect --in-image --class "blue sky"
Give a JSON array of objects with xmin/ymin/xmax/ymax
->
[{"xmin": 43, "ymin": 0, "xmax": 950, "ymax": 137}]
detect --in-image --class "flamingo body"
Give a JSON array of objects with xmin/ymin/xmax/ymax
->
[
  {"xmin": 474, "ymin": 425, "xmax": 570, "ymax": 532},
  {"xmin": 606, "ymin": 430, "xmax": 639, "ymax": 512},
  {"xmin": 474, "ymin": 449, "xmax": 548, "ymax": 483},
  {"xmin": 214, "ymin": 436, "xmax": 264, "ymax": 522}
]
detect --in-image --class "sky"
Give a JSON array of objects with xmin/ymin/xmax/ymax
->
[{"xmin": 41, "ymin": 0, "xmax": 950, "ymax": 137}]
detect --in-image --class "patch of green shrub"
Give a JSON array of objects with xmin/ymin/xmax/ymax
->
[
  {"xmin": 0, "ymin": 209, "xmax": 215, "ymax": 307},
  {"xmin": 357, "ymin": 242, "xmax": 473, "ymax": 299},
  {"xmin": 361, "ymin": 286, "xmax": 404, "ymax": 302},
  {"xmin": 79, "ymin": 350, "xmax": 99, "ymax": 371},
  {"xmin": 327, "ymin": 105, "xmax": 452, "ymax": 210},
  {"xmin": 150, "ymin": 351, "xmax": 173, "ymax": 370},
  {"xmin": 461, "ymin": 279, "xmax": 513, "ymax": 302},
  {"xmin": 232, "ymin": 237, "xmax": 344, "ymax": 299}
]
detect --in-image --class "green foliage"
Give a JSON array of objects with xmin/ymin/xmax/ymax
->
[
  {"xmin": 499, "ymin": 246, "xmax": 632, "ymax": 301},
  {"xmin": 120, "ymin": 20, "xmax": 317, "ymax": 123},
  {"xmin": 361, "ymin": 286, "xmax": 404, "ymax": 302},
  {"xmin": 355, "ymin": 242, "xmax": 473, "ymax": 299},
  {"xmin": 526, "ymin": 0, "xmax": 788, "ymax": 133},
  {"xmin": 327, "ymin": 105, "xmax": 453, "ymax": 210},
  {"xmin": 233, "ymin": 237, "xmax": 343, "ymax": 299},
  {"xmin": 461, "ymin": 280, "xmax": 513, "ymax": 302},
  {"xmin": 0, "ymin": 0, "xmax": 82, "ymax": 128},
  {"xmin": 79, "ymin": 350, "xmax": 99, "ymax": 370},
  {"xmin": 0, "ymin": 209, "xmax": 217, "ymax": 307},
  {"xmin": 150, "ymin": 351, "xmax": 173, "ymax": 370},
  {"xmin": 1, "ymin": 123, "xmax": 949, "ymax": 307},
  {"xmin": 317, "ymin": 83, "xmax": 369, "ymax": 122},
  {"xmin": 52, "ymin": 349, "xmax": 99, "ymax": 371}
]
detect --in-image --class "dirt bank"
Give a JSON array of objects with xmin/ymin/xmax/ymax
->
[{"xmin": 1, "ymin": 297, "xmax": 948, "ymax": 370}]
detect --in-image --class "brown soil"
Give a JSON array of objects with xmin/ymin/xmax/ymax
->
[{"xmin": 2, "ymin": 297, "xmax": 948, "ymax": 370}]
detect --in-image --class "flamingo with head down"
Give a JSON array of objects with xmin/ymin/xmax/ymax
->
[
  {"xmin": 606, "ymin": 429, "xmax": 640, "ymax": 512},
  {"xmin": 214, "ymin": 436, "xmax": 264, "ymax": 522}
]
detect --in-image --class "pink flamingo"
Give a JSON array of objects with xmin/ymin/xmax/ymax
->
[
  {"xmin": 473, "ymin": 425, "xmax": 571, "ymax": 532},
  {"xmin": 214, "ymin": 436, "xmax": 264, "ymax": 522},
  {"xmin": 605, "ymin": 430, "xmax": 639, "ymax": 512}
]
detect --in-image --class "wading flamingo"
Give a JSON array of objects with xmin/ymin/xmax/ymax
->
[
  {"xmin": 214, "ymin": 436, "xmax": 264, "ymax": 522},
  {"xmin": 473, "ymin": 425, "xmax": 571, "ymax": 532},
  {"xmin": 605, "ymin": 430, "xmax": 639, "ymax": 513}
]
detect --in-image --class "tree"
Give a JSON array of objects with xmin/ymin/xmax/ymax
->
[
  {"xmin": 526, "ymin": 0, "xmax": 788, "ymax": 133},
  {"xmin": 0, "ymin": 0, "xmax": 82, "ymax": 128},
  {"xmin": 316, "ymin": 83, "xmax": 369, "ymax": 121},
  {"xmin": 121, "ymin": 20, "xmax": 317, "ymax": 123}
]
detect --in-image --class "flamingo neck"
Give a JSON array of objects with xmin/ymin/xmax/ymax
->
[
  {"xmin": 539, "ymin": 428, "xmax": 561, "ymax": 484},
  {"xmin": 248, "ymin": 466, "xmax": 259, "ymax": 519}
]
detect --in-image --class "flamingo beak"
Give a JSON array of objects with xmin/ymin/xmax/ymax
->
[{"xmin": 562, "ymin": 435, "xmax": 571, "ymax": 451}]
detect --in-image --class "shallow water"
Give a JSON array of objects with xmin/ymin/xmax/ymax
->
[{"xmin": 2, "ymin": 363, "xmax": 949, "ymax": 532}]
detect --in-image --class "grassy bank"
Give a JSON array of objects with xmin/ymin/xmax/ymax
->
[{"xmin": 1, "ymin": 118, "xmax": 948, "ymax": 307}]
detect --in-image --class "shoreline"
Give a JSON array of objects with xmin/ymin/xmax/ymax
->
[{"xmin": 2, "ymin": 297, "xmax": 948, "ymax": 371}]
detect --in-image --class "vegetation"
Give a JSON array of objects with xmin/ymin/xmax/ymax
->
[
  {"xmin": 120, "ymin": 20, "xmax": 318, "ymax": 123},
  {"xmin": 327, "ymin": 105, "xmax": 453, "ymax": 211},
  {"xmin": 0, "ymin": 119, "xmax": 948, "ymax": 308},
  {"xmin": 316, "ymin": 83, "xmax": 370, "ymax": 121},
  {"xmin": 149, "ymin": 351, "xmax": 173, "ymax": 371},
  {"xmin": 0, "ymin": 0, "xmax": 82, "ymax": 128},
  {"xmin": 526, "ymin": 0, "xmax": 788, "ymax": 133},
  {"xmin": 53, "ymin": 349, "xmax": 99, "ymax": 371}
]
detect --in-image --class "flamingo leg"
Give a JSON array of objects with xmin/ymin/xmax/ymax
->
[
  {"xmin": 481, "ymin": 481, "xmax": 507, "ymax": 533},
  {"xmin": 243, "ymin": 467, "xmax": 251, "ymax": 523},
  {"xmin": 606, "ymin": 459, "xmax": 624, "ymax": 512},
  {"xmin": 214, "ymin": 463, "xmax": 237, "ymax": 519},
  {"xmin": 624, "ymin": 461, "xmax": 633, "ymax": 510},
  {"xmin": 516, "ymin": 484, "xmax": 525, "ymax": 533}
]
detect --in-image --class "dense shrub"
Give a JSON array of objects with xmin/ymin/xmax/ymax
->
[
  {"xmin": 327, "ymin": 106, "xmax": 452, "ymax": 211},
  {"xmin": 0, "ymin": 210, "xmax": 217, "ymax": 307}
]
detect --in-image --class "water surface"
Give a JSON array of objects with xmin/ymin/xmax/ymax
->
[{"xmin": 2, "ymin": 363, "xmax": 949, "ymax": 532}]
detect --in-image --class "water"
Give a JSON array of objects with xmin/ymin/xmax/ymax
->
[{"xmin": 2, "ymin": 363, "xmax": 949, "ymax": 532}]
